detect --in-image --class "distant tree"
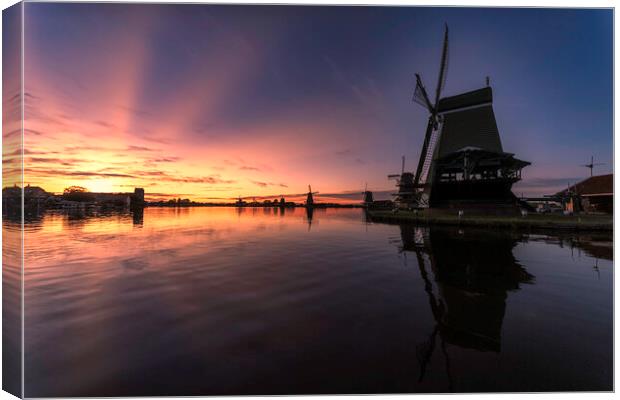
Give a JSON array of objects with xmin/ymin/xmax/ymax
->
[{"xmin": 63, "ymin": 186, "xmax": 94, "ymax": 202}]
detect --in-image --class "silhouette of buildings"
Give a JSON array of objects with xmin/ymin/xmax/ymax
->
[{"xmin": 2, "ymin": 185, "xmax": 146, "ymax": 213}]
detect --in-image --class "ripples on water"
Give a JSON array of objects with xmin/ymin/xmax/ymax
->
[{"xmin": 6, "ymin": 207, "xmax": 612, "ymax": 395}]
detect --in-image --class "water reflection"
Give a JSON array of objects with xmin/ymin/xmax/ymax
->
[
  {"xmin": 529, "ymin": 233, "xmax": 613, "ymax": 261},
  {"xmin": 305, "ymin": 207, "xmax": 313, "ymax": 230},
  {"xmin": 132, "ymin": 207, "xmax": 144, "ymax": 226},
  {"xmin": 396, "ymin": 226, "xmax": 535, "ymax": 388},
  {"xmin": 7, "ymin": 208, "xmax": 612, "ymax": 395}
]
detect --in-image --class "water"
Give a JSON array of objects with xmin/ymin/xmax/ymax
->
[{"xmin": 6, "ymin": 207, "xmax": 612, "ymax": 395}]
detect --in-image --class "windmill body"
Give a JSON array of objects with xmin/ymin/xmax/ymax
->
[
  {"xmin": 397, "ymin": 25, "xmax": 530, "ymax": 211},
  {"xmin": 428, "ymin": 87, "xmax": 530, "ymax": 208}
]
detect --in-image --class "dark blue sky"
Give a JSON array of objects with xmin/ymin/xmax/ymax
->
[{"xmin": 24, "ymin": 4, "xmax": 613, "ymax": 198}]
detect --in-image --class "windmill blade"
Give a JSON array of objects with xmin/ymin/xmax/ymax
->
[
  {"xmin": 433, "ymin": 24, "xmax": 449, "ymax": 108},
  {"xmin": 414, "ymin": 116, "xmax": 436, "ymax": 186},
  {"xmin": 413, "ymin": 74, "xmax": 433, "ymax": 113}
]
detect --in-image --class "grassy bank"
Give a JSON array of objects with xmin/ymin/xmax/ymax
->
[{"xmin": 367, "ymin": 209, "xmax": 613, "ymax": 232}]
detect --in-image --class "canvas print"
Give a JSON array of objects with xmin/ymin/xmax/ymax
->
[{"xmin": 2, "ymin": 2, "xmax": 613, "ymax": 397}]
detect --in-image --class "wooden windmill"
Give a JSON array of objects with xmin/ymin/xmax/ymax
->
[
  {"xmin": 388, "ymin": 155, "xmax": 416, "ymax": 207},
  {"xmin": 401, "ymin": 24, "xmax": 530, "ymax": 211},
  {"xmin": 361, "ymin": 183, "xmax": 374, "ymax": 206}
]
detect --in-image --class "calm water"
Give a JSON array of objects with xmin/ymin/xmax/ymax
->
[{"xmin": 7, "ymin": 207, "xmax": 613, "ymax": 395}]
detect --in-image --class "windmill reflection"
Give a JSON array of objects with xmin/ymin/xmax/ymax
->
[
  {"xmin": 397, "ymin": 225, "xmax": 534, "ymax": 389},
  {"xmin": 305, "ymin": 207, "xmax": 314, "ymax": 231},
  {"xmin": 132, "ymin": 207, "xmax": 144, "ymax": 226}
]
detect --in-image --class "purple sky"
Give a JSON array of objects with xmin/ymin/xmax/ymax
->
[{"xmin": 17, "ymin": 4, "xmax": 614, "ymax": 200}]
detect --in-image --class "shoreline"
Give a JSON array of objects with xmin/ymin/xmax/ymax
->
[{"xmin": 366, "ymin": 209, "xmax": 613, "ymax": 232}]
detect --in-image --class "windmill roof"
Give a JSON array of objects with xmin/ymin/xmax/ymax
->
[
  {"xmin": 556, "ymin": 174, "xmax": 613, "ymax": 196},
  {"xmin": 437, "ymin": 87, "xmax": 493, "ymax": 113}
]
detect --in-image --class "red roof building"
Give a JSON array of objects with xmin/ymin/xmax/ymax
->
[{"xmin": 556, "ymin": 174, "xmax": 613, "ymax": 214}]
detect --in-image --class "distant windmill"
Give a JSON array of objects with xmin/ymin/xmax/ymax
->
[
  {"xmin": 305, "ymin": 185, "xmax": 319, "ymax": 207},
  {"xmin": 388, "ymin": 155, "xmax": 416, "ymax": 207},
  {"xmin": 361, "ymin": 182, "xmax": 374, "ymax": 205},
  {"xmin": 581, "ymin": 156, "xmax": 605, "ymax": 177}
]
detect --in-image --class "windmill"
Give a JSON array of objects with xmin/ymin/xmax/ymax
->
[
  {"xmin": 581, "ymin": 156, "xmax": 605, "ymax": 177},
  {"xmin": 361, "ymin": 182, "xmax": 374, "ymax": 206},
  {"xmin": 388, "ymin": 155, "xmax": 416, "ymax": 207},
  {"xmin": 396, "ymin": 24, "xmax": 530, "ymax": 211},
  {"xmin": 305, "ymin": 185, "xmax": 319, "ymax": 207}
]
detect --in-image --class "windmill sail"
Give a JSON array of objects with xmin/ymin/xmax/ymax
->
[
  {"xmin": 417, "ymin": 128, "xmax": 442, "ymax": 185},
  {"xmin": 412, "ymin": 24, "xmax": 450, "ymax": 191},
  {"xmin": 434, "ymin": 24, "xmax": 449, "ymax": 107},
  {"xmin": 413, "ymin": 75, "xmax": 433, "ymax": 112}
]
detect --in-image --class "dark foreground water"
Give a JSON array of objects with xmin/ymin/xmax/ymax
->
[{"xmin": 7, "ymin": 207, "xmax": 613, "ymax": 395}]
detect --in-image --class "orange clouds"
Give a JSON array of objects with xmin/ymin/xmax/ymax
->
[{"xmin": 20, "ymin": 4, "xmax": 399, "ymax": 201}]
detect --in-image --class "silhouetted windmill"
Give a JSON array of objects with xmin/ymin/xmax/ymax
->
[
  {"xmin": 361, "ymin": 182, "xmax": 374, "ymax": 206},
  {"xmin": 305, "ymin": 185, "xmax": 319, "ymax": 207},
  {"xmin": 400, "ymin": 24, "xmax": 529, "ymax": 210},
  {"xmin": 388, "ymin": 155, "xmax": 416, "ymax": 207},
  {"xmin": 581, "ymin": 156, "xmax": 605, "ymax": 177}
]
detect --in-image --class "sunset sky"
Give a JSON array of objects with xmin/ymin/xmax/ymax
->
[{"xmin": 16, "ymin": 4, "xmax": 613, "ymax": 202}]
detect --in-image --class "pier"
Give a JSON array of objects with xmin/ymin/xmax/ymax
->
[{"xmin": 367, "ymin": 209, "xmax": 612, "ymax": 232}]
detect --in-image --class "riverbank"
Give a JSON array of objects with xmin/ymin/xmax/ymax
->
[{"xmin": 367, "ymin": 209, "xmax": 613, "ymax": 232}]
